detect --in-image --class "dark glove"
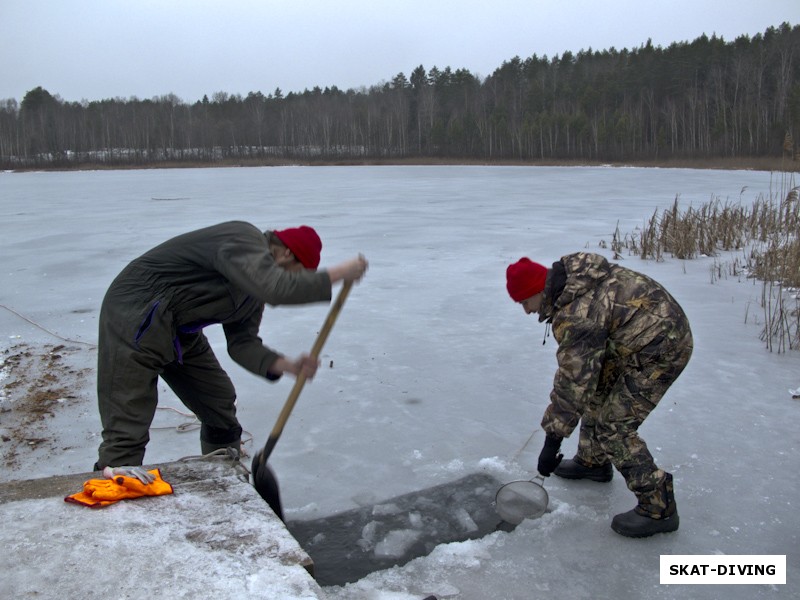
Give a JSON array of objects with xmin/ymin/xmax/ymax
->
[{"xmin": 537, "ymin": 434, "xmax": 564, "ymax": 476}]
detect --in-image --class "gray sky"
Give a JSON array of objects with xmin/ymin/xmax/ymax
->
[{"xmin": 2, "ymin": 0, "xmax": 799, "ymax": 104}]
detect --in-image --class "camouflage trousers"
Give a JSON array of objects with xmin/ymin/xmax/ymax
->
[{"xmin": 576, "ymin": 329, "xmax": 693, "ymax": 514}]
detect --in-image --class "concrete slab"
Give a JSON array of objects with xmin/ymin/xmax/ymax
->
[{"xmin": 0, "ymin": 454, "xmax": 327, "ymax": 599}]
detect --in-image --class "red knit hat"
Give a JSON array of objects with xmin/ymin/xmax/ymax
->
[
  {"xmin": 506, "ymin": 258, "xmax": 548, "ymax": 302},
  {"xmin": 273, "ymin": 226, "xmax": 322, "ymax": 269}
]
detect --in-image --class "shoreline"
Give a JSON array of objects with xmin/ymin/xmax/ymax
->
[{"xmin": 4, "ymin": 156, "xmax": 799, "ymax": 174}]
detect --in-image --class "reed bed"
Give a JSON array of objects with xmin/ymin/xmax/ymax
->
[{"xmin": 612, "ymin": 175, "xmax": 799, "ymax": 352}]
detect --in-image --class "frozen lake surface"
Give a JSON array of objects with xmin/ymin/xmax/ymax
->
[{"xmin": 1, "ymin": 165, "xmax": 797, "ymax": 598}]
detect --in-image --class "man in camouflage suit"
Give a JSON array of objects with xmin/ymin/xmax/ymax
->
[{"xmin": 505, "ymin": 252, "xmax": 692, "ymax": 537}]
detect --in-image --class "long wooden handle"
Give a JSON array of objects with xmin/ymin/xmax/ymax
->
[{"xmin": 261, "ymin": 280, "xmax": 353, "ymax": 460}]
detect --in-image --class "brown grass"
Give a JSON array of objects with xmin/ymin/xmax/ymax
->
[
  {"xmin": 614, "ymin": 174, "xmax": 800, "ymax": 352},
  {"xmin": 1, "ymin": 343, "xmax": 90, "ymax": 467}
]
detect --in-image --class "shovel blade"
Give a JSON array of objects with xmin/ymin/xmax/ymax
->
[{"xmin": 251, "ymin": 450, "xmax": 284, "ymax": 520}]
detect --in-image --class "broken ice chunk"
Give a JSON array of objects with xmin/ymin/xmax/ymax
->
[
  {"xmin": 374, "ymin": 529, "xmax": 422, "ymax": 559},
  {"xmin": 454, "ymin": 507, "xmax": 478, "ymax": 532}
]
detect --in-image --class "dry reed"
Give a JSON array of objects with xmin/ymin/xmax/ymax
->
[{"xmin": 612, "ymin": 175, "xmax": 799, "ymax": 352}]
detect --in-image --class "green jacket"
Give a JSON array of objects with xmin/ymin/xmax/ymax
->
[
  {"xmin": 105, "ymin": 221, "xmax": 332, "ymax": 376},
  {"xmin": 537, "ymin": 252, "xmax": 692, "ymax": 438}
]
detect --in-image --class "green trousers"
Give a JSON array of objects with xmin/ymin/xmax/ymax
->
[
  {"xmin": 576, "ymin": 328, "xmax": 693, "ymax": 510},
  {"xmin": 96, "ymin": 297, "xmax": 239, "ymax": 468}
]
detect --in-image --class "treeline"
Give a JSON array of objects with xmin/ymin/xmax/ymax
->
[{"xmin": 2, "ymin": 23, "xmax": 799, "ymax": 169}]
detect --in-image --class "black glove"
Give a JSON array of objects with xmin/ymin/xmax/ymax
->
[{"xmin": 537, "ymin": 434, "xmax": 564, "ymax": 476}]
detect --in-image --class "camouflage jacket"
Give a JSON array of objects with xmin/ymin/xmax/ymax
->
[{"xmin": 537, "ymin": 252, "xmax": 691, "ymax": 438}]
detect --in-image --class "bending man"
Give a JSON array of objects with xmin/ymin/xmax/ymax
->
[
  {"xmin": 95, "ymin": 221, "xmax": 368, "ymax": 517},
  {"xmin": 506, "ymin": 252, "xmax": 692, "ymax": 537}
]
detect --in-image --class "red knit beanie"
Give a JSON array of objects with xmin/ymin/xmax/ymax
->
[
  {"xmin": 273, "ymin": 226, "xmax": 322, "ymax": 269},
  {"xmin": 506, "ymin": 258, "xmax": 548, "ymax": 302}
]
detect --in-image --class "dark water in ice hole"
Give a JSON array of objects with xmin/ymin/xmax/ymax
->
[{"xmin": 286, "ymin": 472, "xmax": 514, "ymax": 586}]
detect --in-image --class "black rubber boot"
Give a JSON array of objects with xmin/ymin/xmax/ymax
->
[
  {"xmin": 200, "ymin": 423, "xmax": 243, "ymax": 456},
  {"xmin": 200, "ymin": 438, "xmax": 242, "ymax": 456},
  {"xmin": 553, "ymin": 456, "xmax": 613, "ymax": 482},
  {"xmin": 611, "ymin": 473, "xmax": 679, "ymax": 538}
]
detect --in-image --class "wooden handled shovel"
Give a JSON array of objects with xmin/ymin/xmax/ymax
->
[{"xmin": 251, "ymin": 280, "xmax": 353, "ymax": 514}]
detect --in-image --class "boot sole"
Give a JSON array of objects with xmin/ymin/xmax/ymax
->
[{"xmin": 553, "ymin": 470, "xmax": 613, "ymax": 483}]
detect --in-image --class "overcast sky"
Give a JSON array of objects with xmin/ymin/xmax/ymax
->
[{"xmin": 2, "ymin": 1, "xmax": 799, "ymax": 104}]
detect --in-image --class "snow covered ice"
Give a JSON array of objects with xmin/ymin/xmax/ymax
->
[{"xmin": 1, "ymin": 165, "xmax": 798, "ymax": 598}]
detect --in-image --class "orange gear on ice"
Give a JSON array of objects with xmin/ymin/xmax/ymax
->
[{"xmin": 64, "ymin": 469, "xmax": 173, "ymax": 508}]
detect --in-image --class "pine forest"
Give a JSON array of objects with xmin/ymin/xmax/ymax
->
[{"xmin": 2, "ymin": 23, "xmax": 799, "ymax": 169}]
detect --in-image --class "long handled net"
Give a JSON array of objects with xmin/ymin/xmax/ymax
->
[{"xmin": 494, "ymin": 476, "xmax": 549, "ymax": 524}]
